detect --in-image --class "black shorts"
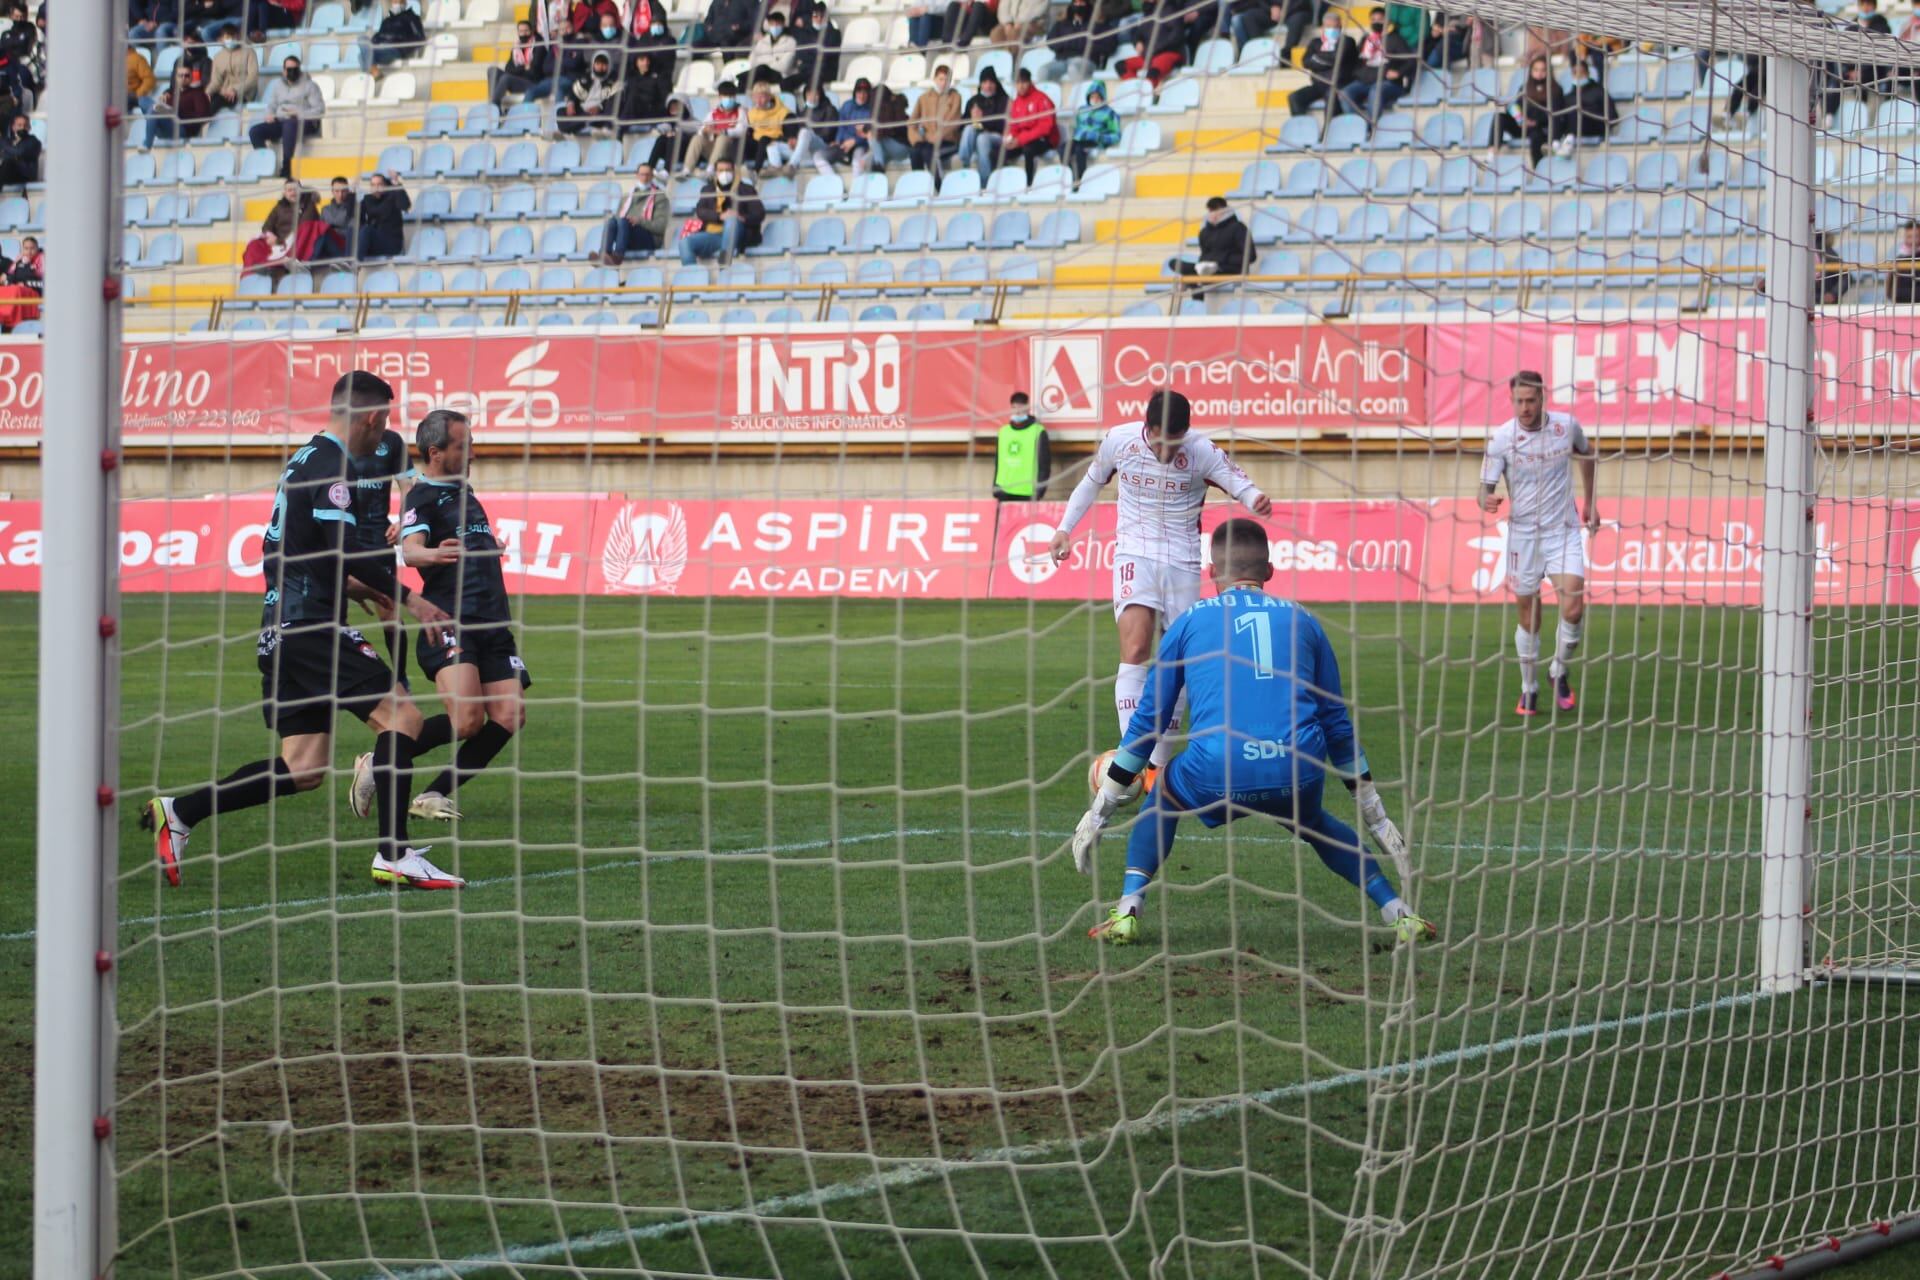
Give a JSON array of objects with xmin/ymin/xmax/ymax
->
[
  {"xmin": 415, "ymin": 620, "xmax": 532, "ymax": 688},
  {"xmin": 257, "ymin": 625, "xmax": 396, "ymax": 737}
]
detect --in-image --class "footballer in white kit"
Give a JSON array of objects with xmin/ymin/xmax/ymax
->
[
  {"xmin": 1049, "ymin": 390, "xmax": 1272, "ymax": 779},
  {"xmin": 1479, "ymin": 370, "xmax": 1600, "ymax": 716}
]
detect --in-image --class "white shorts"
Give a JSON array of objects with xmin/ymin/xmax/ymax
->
[
  {"xmin": 1508, "ymin": 525, "xmax": 1586, "ymax": 597},
  {"xmin": 1112, "ymin": 554, "xmax": 1202, "ymax": 623}
]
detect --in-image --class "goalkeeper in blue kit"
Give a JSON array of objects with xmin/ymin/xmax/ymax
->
[{"xmin": 1073, "ymin": 519, "xmax": 1437, "ymax": 946}]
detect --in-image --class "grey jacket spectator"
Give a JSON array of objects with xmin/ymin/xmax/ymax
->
[{"xmin": 264, "ymin": 70, "xmax": 326, "ymax": 121}]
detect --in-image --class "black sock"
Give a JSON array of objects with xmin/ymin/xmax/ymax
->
[
  {"xmin": 386, "ymin": 621, "xmax": 408, "ymax": 687},
  {"xmin": 425, "ymin": 720, "xmax": 514, "ymax": 798},
  {"xmin": 372, "ymin": 731, "xmax": 416, "ymax": 859},
  {"xmin": 414, "ymin": 714, "xmax": 453, "ymax": 757},
  {"xmin": 173, "ymin": 758, "xmax": 297, "ymax": 828}
]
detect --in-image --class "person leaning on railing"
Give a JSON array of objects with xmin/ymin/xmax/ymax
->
[
  {"xmin": 1889, "ymin": 222, "xmax": 1920, "ymax": 305},
  {"xmin": 1168, "ymin": 197, "xmax": 1255, "ymax": 288},
  {"xmin": 357, "ymin": 171, "xmax": 410, "ymax": 262}
]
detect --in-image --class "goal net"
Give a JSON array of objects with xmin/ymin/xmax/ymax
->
[{"xmin": 26, "ymin": 0, "xmax": 1920, "ymax": 1277}]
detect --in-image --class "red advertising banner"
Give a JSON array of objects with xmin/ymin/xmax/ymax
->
[
  {"xmin": 1426, "ymin": 316, "xmax": 1920, "ymax": 434},
  {"xmin": 3, "ymin": 494, "xmax": 1909, "ymax": 606}
]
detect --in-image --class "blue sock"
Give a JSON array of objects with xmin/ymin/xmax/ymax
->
[
  {"xmin": 1120, "ymin": 784, "xmax": 1182, "ymax": 904},
  {"xmin": 1297, "ymin": 795, "xmax": 1400, "ymax": 911}
]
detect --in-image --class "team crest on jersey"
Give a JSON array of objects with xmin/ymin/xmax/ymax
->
[
  {"xmin": 328, "ymin": 482, "xmax": 352, "ymax": 509},
  {"xmin": 601, "ymin": 502, "xmax": 689, "ymax": 594},
  {"xmin": 1173, "ymin": 451, "xmax": 1190, "ymax": 470},
  {"xmin": 1553, "ymin": 422, "xmax": 1565, "ymax": 436}
]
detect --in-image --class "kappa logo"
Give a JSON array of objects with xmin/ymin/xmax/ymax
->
[
  {"xmin": 601, "ymin": 502, "xmax": 689, "ymax": 594},
  {"xmin": 1030, "ymin": 336, "xmax": 1102, "ymax": 421},
  {"xmin": 1468, "ymin": 520, "xmax": 1510, "ymax": 592}
]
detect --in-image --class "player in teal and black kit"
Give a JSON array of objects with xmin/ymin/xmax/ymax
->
[
  {"xmin": 141, "ymin": 372, "xmax": 466, "ymax": 891},
  {"xmin": 1071, "ymin": 519, "xmax": 1436, "ymax": 946},
  {"xmin": 397, "ymin": 408, "xmax": 529, "ymax": 822}
]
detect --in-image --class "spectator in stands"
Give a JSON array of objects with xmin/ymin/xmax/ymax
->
[
  {"xmin": 1816, "ymin": 232, "xmax": 1852, "ymax": 305},
  {"xmin": 144, "ymin": 64, "xmax": 214, "ymax": 148},
  {"xmin": 209, "ymin": 25, "xmax": 259, "ymax": 112},
  {"xmin": 1564, "ymin": 57, "xmax": 1616, "ymax": 144},
  {"xmin": 1842, "ymin": 0, "xmax": 1893, "ymax": 101},
  {"xmin": 1384, "ymin": 3, "xmax": 1425, "ymax": 64},
  {"xmin": 803, "ymin": 2, "xmax": 842, "ymax": 88},
  {"xmin": 244, "ymin": 180, "xmax": 321, "ymax": 275},
  {"xmin": 492, "ymin": 20, "xmax": 556, "ymax": 105},
  {"xmin": 0, "ymin": 0, "xmax": 39, "ymax": 108},
  {"xmin": 697, "ymin": 0, "xmax": 758, "ymax": 53},
  {"xmin": 626, "ymin": 0, "xmax": 671, "ymax": 42},
  {"xmin": 0, "ymin": 232, "xmax": 40, "ymax": 331},
  {"xmin": 1067, "ymin": 82, "xmax": 1119, "ymax": 181},
  {"xmin": 357, "ymin": 170, "xmax": 409, "ymax": 259},
  {"xmin": 1275, "ymin": 0, "xmax": 1324, "ymax": 56},
  {"xmin": 183, "ymin": 0, "xmax": 241, "ymax": 42},
  {"xmin": 942, "ymin": 0, "xmax": 995, "ymax": 49},
  {"xmin": 644, "ymin": 95, "xmax": 699, "ymax": 169},
  {"xmin": 679, "ymin": 159, "xmax": 763, "ymax": 265},
  {"xmin": 1288, "ymin": 10, "xmax": 1353, "ymax": 117},
  {"xmin": 1117, "ymin": 0, "xmax": 1188, "ymax": 89},
  {"xmin": 905, "ymin": 1, "xmax": 939, "ymax": 50},
  {"xmin": 958, "ymin": 68, "xmax": 1007, "ymax": 182},
  {"xmin": 311, "ymin": 175, "xmax": 356, "ymax": 261},
  {"xmin": 534, "ymin": 0, "xmax": 591, "ymax": 39},
  {"xmin": 1723, "ymin": 57, "xmax": 1763, "ymax": 130},
  {"xmin": 1336, "ymin": 6, "xmax": 1415, "ymax": 122},
  {"xmin": 831, "ymin": 77, "xmax": 875, "ymax": 169},
  {"xmin": 1041, "ymin": 0, "xmax": 1101, "ymax": 82},
  {"xmin": 1003, "ymin": 70, "xmax": 1058, "ymax": 181},
  {"xmin": 6, "ymin": 233, "xmax": 39, "ymax": 288},
  {"xmin": 909, "ymin": 64, "xmax": 963, "ymax": 173},
  {"xmin": 1886, "ymin": 221, "xmax": 1920, "ymax": 304},
  {"xmin": 1168, "ymin": 196, "xmax": 1254, "ymax": 283},
  {"xmin": 176, "ymin": 35, "xmax": 215, "ymax": 94},
  {"xmin": 1424, "ymin": 9, "xmax": 1487, "ymax": 69},
  {"xmin": 743, "ymin": 80, "xmax": 790, "ymax": 171},
  {"xmin": 367, "ymin": 0, "xmax": 427, "ymax": 78},
  {"xmin": 129, "ymin": 0, "xmax": 173, "ymax": 44},
  {"xmin": 617, "ymin": 50, "xmax": 670, "ymax": 133},
  {"xmin": 249, "ymin": 55, "xmax": 324, "ymax": 181},
  {"xmin": 558, "ymin": 50, "xmax": 621, "ymax": 134},
  {"xmin": 585, "ymin": 7, "xmax": 632, "ymax": 65},
  {"xmin": 679, "ymin": 78, "xmax": 745, "ymax": 172},
  {"xmin": 600, "ymin": 160, "xmax": 669, "ymax": 264},
  {"xmin": 1491, "ymin": 55, "xmax": 1566, "ymax": 167},
  {"xmin": 0, "ymin": 112, "xmax": 38, "ymax": 191},
  {"xmin": 991, "ymin": 0, "xmax": 1051, "ymax": 47},
  {"xmin": 784, "ymin": 3, "xmax": 824, "ymax": 89},
  {"xmin": 862, "ymin": 83, "xmax": 912, "ymax": 174},
  {"xmin": 749, "ymin": 11, "xmax": 797, "ymax": 86},
  {"xmin": 126, "ymin": 44, "xmax": 157, "ymax": 113},
  {"xmin": 1225, "ymin": 0, "xmax": 1276, "ymax": 55},
  {"xmin": 768, "ymin": 81, "xmax": 837, "ymax": 175}
]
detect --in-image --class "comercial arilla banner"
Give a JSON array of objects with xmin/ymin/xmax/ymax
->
[
  {"xmin": 3, "ymin": 313, "xmax": 1914, "ymax": 445},
  {"xmin": 2, "ymin": 494, "xmax": 1913, "ymax": 606}
]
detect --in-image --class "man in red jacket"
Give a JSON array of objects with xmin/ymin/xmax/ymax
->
[{"xmin": 1004, "ymin": 69, "xmax": 1059, "ymax": 181}]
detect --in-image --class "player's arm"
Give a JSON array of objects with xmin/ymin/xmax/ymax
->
[
  {"xmin": 385, "ymin": 468, "xmax": 414, "ymax": 546},
  {"xmin": 1572, "ymin": 421, "xmax": 1600, "ymax": 533},
  {"xmin": 1478, "ymin": 434, "xmax": 1507, "ymax": 514},
  {"xmin": 1308, "ymin": 615, "xmax": 1413, "ymax": 884},
  {"xmin": 392, "ymin": 502, "xmax": 456, "ymax": 641},
  {"xmin": 1072, "ymin": 623, "xmax": 1188, "ymax": 872},
  {"xmin": 1206, "ymin": 444, "xmax": 1272, "ymax": 519},
  {"xmin": 1049, "ymin": 432, "xmax": 1117, "ymax": 561}
]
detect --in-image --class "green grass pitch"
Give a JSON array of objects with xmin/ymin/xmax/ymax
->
[{"xmin": 3, "ymin": 594, "xmax": 1918, "ymax": 1279}]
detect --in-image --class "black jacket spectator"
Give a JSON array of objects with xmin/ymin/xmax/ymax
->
[
  {"xmin": 630, "ymin": 24, "xmax": 677, "ymax": 86},
  {"xmin": 357, "ymin": 178, "xmax": 410, "ymax": 258},
  {"xmin": 965, "ymin": 81, "xmax": 1009, "ymax": 133},
  {"xmin": 1045, "ymin": 2, "xmax": 1115, "ymax": 67},
  {"xmin": 793, "ymin": 89, "xmax": 838, "ymax": 140},
  {"xmin": 372, "ymin": 5, "xmax": 428, "ymax": 56},
  {"xmin": 1197, "ymin": 209, "xmax": 1253, "ymax": 275},
  {"xmin": 0, "ymin": 118, "xmax": 38, "ymax": 190},
  {"xmin": 693, "ymin": 175, "xmax": 764, "ymax": 248},
  {"xmin": 618, "ymin": 55, "xmax": 671, "ymax": 130},
  {"xmin": 698, "ymin": 0, "xmax": 757, "ymax": 50},
  {"xmin": 176, "ymin": 39, "xmax": 215, "ymax": 88},
  {"xmin": 1567, "ymin": 71, "xmax": 1616, "ymax": 140},
  {"xmin": 1287, "ymin": 26, "xmax": 1353, "ymax": 116}
]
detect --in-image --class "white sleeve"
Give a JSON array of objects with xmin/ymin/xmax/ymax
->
[
  {"xmin": 1054, "ymin": 431, "xmax": 1116, "ymax": 536},
  {"xmin": 1479, "ymin": 431, "xmax": 1508, "ymax": 487},
  {"xmin": 1568, "ymin": 416, "xmax": 1593, "ymax": 456},
  {"xmin": 1204, "ymin": 441, "xmax": 1264, "ymax": 510}
]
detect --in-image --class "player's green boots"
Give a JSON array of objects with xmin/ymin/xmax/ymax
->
[
  {"xmin": 1089, "ymin": 906, "xmax": 1140, "ymax": 944},
  {"xmin": 1394, "ymin": 914, "xmax": 1439, "ymax": 946}
]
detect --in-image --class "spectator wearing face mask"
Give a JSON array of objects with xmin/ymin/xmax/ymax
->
[
  {"xmin": 627, "ymin": 0, "xmax": 677, "ymax": 86},
  {"xmin": 1004, "ymin": 70, "xmax": 1059, "ymax": 182},
  {"xmin": 678, "ymin": 161, "xmax": 763, "ymax": 265},
  {"xmin": 617, "ymin": 50, "xmax": 671, "ymax": 133},
  {"xmin": 697, "ymin": 0, "xmax": 758, "ymax": 52},
  {"xmin": 310, "ymin": 175, "xmax": 357, "ymax": 261},
  {"xmin": 357, "ymin": 170, "xmax": 410, "ymax": 260},
  {"xmin": 678, "ymin": 79, "xmax": 746, "ymax": 173},
  {"xmin": 1067, "ymin": 83, "xmax": 1120, "ymax": 182},
  {"xmin": 741, "ymin": 82, "xmax": 790, "ymax": 172},
  {"xmin": 559, "ymin": 51, "xmax": 621, "ymax": 133},
  {"xmin": 783, "ymin": 4, "xmax": 823, "ymax": 91},
  {"xmin": 806, "ymin": 2, "xmax": 842, "ymax": 86},
  {"xmin": 1564, "ymin": 57, "xmax": 1615, "ymax": 144},
  {"xmin": 831, "ymin": 77, "xmax": 876, "ymax": 169},
  {"xmin": 600, "ymin": 160, "xmax": 670, "ymax": 264},
  {"xmin": 860, "ymin": 83, "xmax": 912, "ymax": 174},
  {"xmin": 748, "ymin": 11, "xmax": 797, "ymax": 85},
  {"xmin": 908, "ymin": 64, "xmax": 963, "ymax": 173},
  {"xmin": 208, "ymin": 24, "xmax": 260, "ymax": 111},
  {"xmin": 1491, "ymin": 54, "xmax": 1566, "ymax": 166},
  {"xmin": 492, "ymin": 20, "xmax": 556, "ymax": 106},
  {"xmin": 175, "ymin": 34, "xmax": 216, "ymax": 92},
  {"xmin": 1041, "ymin": 1, "xmax": 1106, "ymax": 82},
  {"xmin": 957, "ymin": 68, "xmax": 1007, "ymax": 183},
  {"xmin": 249, "ymin": 57, "xmax": 325, "ymax": 180},
  {"xmin": 366, "ymin": 0, "xmax": 427, "ymax": 78},
  {"xmin": 765, "ymin": 83, "xmax": 838, "ymax": 176},
  {"xmin": 181, "ymin": 0, "xmax": 241, "ymax": 43},
  {"xmin": 144, "ymin": 66, "xmax": 214, "ymax": 149},
  {"xmin": 1167, "ymin": 196, "xmax": 1255, "ymax": 283},
  {"xmin": 1337, "ymin": 6, "xmax": 1417, "ymax": 121}
]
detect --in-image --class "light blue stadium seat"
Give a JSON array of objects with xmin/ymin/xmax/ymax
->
[
  {"xmin": 1122, "ymin": 299, "xmax": 1162, "ymax": 318},
  {"xmin": 1523, "ymin": 155, "xmax": 1576, "ymax": 193},
  {"xmin": 1613, "ymin": 107, "xmax": 1664, "ymax": 145},
  {"xmin": 1070, "ymin": 163, "xmax": 1122, "ymax": 203},
  {"xmin": 308, "ymin": 42, "xmax": 349, "ymax": 72},
  {"xmin": 1282, "ymin": 205, "xmax": 1337, "ymax": 245},
  {"xmin": 954, "ymin": 301, "xmax": 992, "ymax": 321},
  {"xmin": 621, "ymin": 265, "xmax": 665, "ymax": 296},
  {"xmin": 933, "ymin": 211, "xmax": 984, "ymax": 250},
  {"xmin": 933, "ymin": 168, "xmax": 983, "ymax": 205},
  {"xmin": 1461, "ymin": 247, "xmax": 1501, "ymax": 289},
  {"xmin": 122, "ymin": 195, "xmax": 147, "ymax": 226},
  {"xmin": 1304, "ymin": 249, "xmax": 1353, "ymax": 291},
  {"xmin": 123, "ymin": 152, "xmax": 156, "ymax": 187},
  {"xmin": 1377, "ymin": 156, "xmax": 1427, "ymax": 197},
  {"xmin": 1213, "ymin": 296, "xmax": 1261, "ymax": 316},
  {"xmin": 362, "ymin": 268, "xmax": 401, "ymax": 304},
  {"xmin": 488, "ymin": 184, "xmax": 537, "ymax": 222},
  {"xmin": 198, "ymin": 114, "xmax": 243, "ymax": 146},
  {"xmin": 1434, "ymin": 154, "xmax": 1473, "ymax": 196},
  {"xmin": 1322, "ymin": 114, "xmax": 1370, "ymax": 153},
  {"xmin": 788, "ymin": 217, "xmax": 843, "ymax": 255},
  {"xmin": 541, "ymin": 139, "xmax": 582, "ymax": 176},
  {"xmin": 1495, "ymin": 203, "xmax": 1542, "ymax": 239},
  {"xmin": 541, "ymin": 184, "xmax": 580, "ymax": 218},
  {"xmin": 528, "ymin": 265, "xmax": 576, "ymax": 305},
  {"xmin": 577, "ymin": 265, "xmax": 619, "ymax": 303},
  {"xmin": 412, "ymin": 104, "xmax": 460, "ymax": 138},
  {"xmin": 537, "ymin": 225, "xmax": 579, "ymax": 260},
  {"xmin": 575, "ymin": 138, "xmax": 620, "ymax": 174},
  {"xmin": 1653, "ymin": 195, "xmax": 1698, "ymax": 237},
  {"xmin": 1336, "ymin": 204, "xmax": 1390, "ymax": 244},
  {"xmin": 895, "ymin": 256, "xmax": 942, "ymax": 294},
  {"xmin": 1022, "ymin": 163, "xmax": 1072, "ymax": 204},
  {"xmin": 580, "ymin": 181, "xmax": 621, "ymax": 217},
  {"xmin": 851, "ymin": 214, "xmax": 892, "ymax": 252},
  {"xmin": 311, "ymin": 1, "xmax": 350, "ymax": 33},
  {"xmin": 1032, "ymin": 209, "xmax": 1081, "ymax": 249},
  {"xmin": 1392, "ymin": 202, "xmax": 1442, "ymax": 242},
  {"xmin": 745, "ymin": 219, "xmax": 800, "ymax": 256},
  {"xmin": 758, "ymin": 261, "xmax": 800, "ymax": 295},
  {"xmin": 1281, "ymin": 160, "xmax": 1326, "ymax": 197},
  {"xmin": 1636, "ymin": 153, "xmax": 1683, "ymax": 191},
  {"xmin": 986, "ymin": 209, "xmax": 1030, "ymax": 249},
  {"xmin": 433, "ymin": 267, "xmax": 485, "ymax": 306},
  {"xmin": 1259, "ymin": 248, "xmax": 1300, "ymax": 282},
  {"xmin": 376, "ymin": 144, "xmax": 415, "ymax": 177},
  {"xmin": 1449, "ymin": 67, "xmax": 1504, "ymax": 106},
  {"xmin": 1546, "ymin": 202, "xmax": 1593, "ymax": 239},
  {"xmin": 1578, "ymin": 153, "xmax": 1629, "ymax": 191},
  {"xmin": 131, "ymin": 193, "xmax": 181, "ymax": 229},
  {"xmin": 452, "ymin": 104, "xmax": 502, "ymax": 138},
  {"xmin": 804, "ymin": 259, "xmax": 848, "ymax": 288},
  {"xmin": 848, "ymin": 260, "xmax": 896, "ymax": 298},
  {"xmin": 997, "ymin": 254, "xmax": 1041, "ymax": 284},
  {"xmin": 1874, "ymin": 97, "xmax": 1920, "ymax": 137},
  {"xmin": 491, "ymin": 266, "xmax": 534, "ymax": 302},
  {"xmin": 1405, "ymin": 66, "xmax": 1449, "ymax": 107},
  {"xmin": 403, "ymin": 268, "xmax": 446, "ymax": 300},
  {"xmin": 453, "ymin": 186, "xmax": 492, "ymax": 220},
  {"xmin": 1115, "ymin": 119, "xmax": 1161, "ymax": 156},
  {"xmin": 1437, "ymin": 201, "xmax": 1491, "ymax": 242},
  {"xmin": 410, "ymin": 186, "xmax": 452, "ymax": 221},
  {"xmin": 837, "ymin": 172, "xmax": 890, "ymax": 209},
  {"xmin": 314, "ymin": 272, "xmax": 358, "ymax": 307},
  {"xmin": 798, "ymin": 173, "xmax": 847, "ymax": 211},
  {"xmin": 447, "ymin": 226, "xmax": 490, "ymax": 260},
  {"xmin": 1683, "ymin": 149, "xmax": 1728, "ymax": 191},
  {"xmin": 1653, "ymin": 59, "xmax": 1696, "ymax": 99},
  {"xmin": 765, "ymin": 306, "xmax": 805, "ymax": 323},
  {"xmin": 1357, "ymin": 248, "xmax": 1402, "ymax": 289},
  {"xmin": 981, "ymin": 166, "xmax": 1028, "ymax": 202},
  {"xmin": 932, "ymin": 253, "xmax": 987, "ymax": 296},
  {"xmin": 258, "ymin": 272, "xmax": 312, "ymax": 311},
  {"xmin": 883, "ymin": 170, "xmax": 936, "ymax": 208},
  {"xmin": 1601, "ymin": 198, "xmax": 1645, "ymax": 238},
  {"xmin": 906, "ymin": 302, "xmax": 945, "ymax": 321},
  {"xmin": 1228, "ymin": 159, "xmax": 1281, "ymax": 200},
  {"xmin": 1473, "ymin": 154, "xmax": 1525, "ymax": 194},
  {"xmin": 893, "ymin": 212, "xmax": 937, "ymax": 251},
  {"xmin": 499, "ymin": 102, "xmax": 544, "ymax": 138},
  {"xmin": 136, "ymin": 231, "xmax": 184, "ymax": 269},
  {"xmin": 1269, "ymin": 115, "xmax": 1320, "ymax": 154},
  {"xmin": 228, "ymin": 274, "xmax": 274, "ymax": 308},
  {"xmin": 667, "ymin": 177, "xmax": 702, "ymax": 216},
  {"xmin": 417, "ymin": 142, "xmax": 457, "ymax": 177},
  {"xmin": 450, "ymin": 142, "xmax": 494, "ymax": 179},
  {"xmin": 482, "ymin": 225, "xmax": 533, "ymax": 262},
  {"xmin": 1419, "ymin": 112, "xmax": 1466, "ymax": 151},
  {"xmin": 1373, "ymin": 112, "xmax": 1416, "ymax": 150},
  {"xmin": 758, "ymin": 175, "xmax": 797, "ymax": 213},
  {"xmin": 182, "ymin": 149, "xmax": 233, "ymax": 186},
  {"xmin": 1730, "ymin": 154, "xmax": 1768, "ymax": 189}
]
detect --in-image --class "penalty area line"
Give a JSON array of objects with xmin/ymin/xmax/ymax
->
[{"xmin": 368, "ymin": 986, "xmax": 1775, "ymax": 1279}]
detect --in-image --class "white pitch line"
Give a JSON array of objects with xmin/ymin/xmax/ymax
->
[{"xmin": 368, "ymin": 987, "xmax": 1775, "ymax": 1280}]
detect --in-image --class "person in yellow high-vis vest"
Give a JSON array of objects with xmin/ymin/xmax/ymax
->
[{"xmin": 992, "ymin": 392, "xmax": 1052, "ymax": 502}]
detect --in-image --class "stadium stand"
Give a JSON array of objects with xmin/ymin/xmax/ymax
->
[{"xmin": 78, "ymin": 0, "xmax": 1920, "ymax": 331}]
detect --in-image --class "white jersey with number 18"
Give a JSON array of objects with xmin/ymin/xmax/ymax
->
[
  {"xmin": 1054, "ymin": 423, "xmax": 1266, "ymax": 573},
  {"xmin": 1479, "ymin": 411, "xmax": 1592, "ymax": 532}
]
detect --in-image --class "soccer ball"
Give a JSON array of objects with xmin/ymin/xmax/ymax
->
[{"xmin": 1089, "ymin": 749, "xmax": 1144, "ymax": 806}]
